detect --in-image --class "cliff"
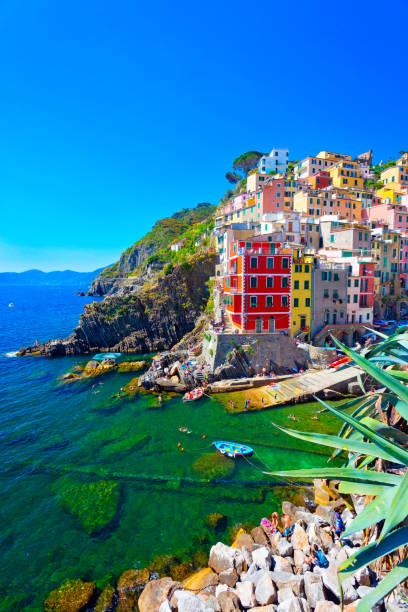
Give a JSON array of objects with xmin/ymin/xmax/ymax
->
[
  {"xmin": 20, "ymin": 253, "xmax": 217, "ymax": 356},
  {"xmin": 88, "ymin": 202, "xmax": 216, "ymax": 296}
]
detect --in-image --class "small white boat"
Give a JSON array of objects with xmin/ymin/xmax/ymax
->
[
  {"xmin": 8, "ymin": 303, "xmax": 14, "ymax": 308},
  {"xmin": 183, "ymin": 387, "xmax": 204, "ymax": 403}
]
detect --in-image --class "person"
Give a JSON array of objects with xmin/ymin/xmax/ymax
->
[
  {"xmin": 306, "ymin": 544, "xmax": 329, "ymax": 569},
  {"xmin": 330, "ymin": 512, "xmax": 345, "ymax": 539},
  {"xmin": 158, "ymin": 395, "xmax": 162, "ymax": 403},
  {"xmin": 282, "ymin": 514, "xmax": 293, "ymax": 537},
  {"xmin": 270, "ymin": 512, "xmax": 281, "ymax": 534}
]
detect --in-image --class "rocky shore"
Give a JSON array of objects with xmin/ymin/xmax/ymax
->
[{"xmin": 44, "ymin": 494, "xmax": 404, "ymax": 612}]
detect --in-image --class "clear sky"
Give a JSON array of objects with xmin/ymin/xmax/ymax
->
[{"xmin": 0, "ymin": 0, "xmax": 407, "ymax": 272}]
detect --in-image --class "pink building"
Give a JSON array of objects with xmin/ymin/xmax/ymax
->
[
  {"xmin": 260, "ymin": 178, "xmax": 294, "ymax": 214},
  {"xmin": 364, "ymin": 202, "xmax": 408, "ymax": 232}
]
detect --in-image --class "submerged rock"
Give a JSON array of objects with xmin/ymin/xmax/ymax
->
[
  {"xmin": 206, "ymin": 513, "xmax": 228, "ymax": 531},
  {"xmin": 44, "ymin": 578, "xmax": 95, "ymax": 612},
  {"xmin": 94, "ymin": 584, "xmax": 116, "ymax": 612},
  {"xmin": 53, "ymin": 477, "xmax": 120, "ymax": 535},
  {"xmin": 117, "ymin": 568, "xmax": 150, "ymax": 612},
  {"xmin": 193, "ymin": 454, "xmax": 235, "ymax": 481}
]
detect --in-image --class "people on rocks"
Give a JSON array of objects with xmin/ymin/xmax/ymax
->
[
  {"xmin": 282, "ymin": 514, "xmax": 293, "ymax": 537},
  {"xmin": 306, "ymin": 544, "xmax": 329, "ymax": 569},
  {"xmin": 330, "ymin": 511, "xmax": 345, "ymax": 540}
]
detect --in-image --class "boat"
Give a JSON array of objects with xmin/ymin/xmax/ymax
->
[
  {"xmin": 213, "ymin": 440, "xmax": 253, "ymax": 458},
  {"xmin": 329, "ymin": 356, "xmax": 352, "ymax": 369},
  {"xmin": 183, "ymin": 387, "xmax": 204, "ymax": 403},
  {"xmin": 8, "ymin": 303, "xmax": 14, "ymax": 308}
]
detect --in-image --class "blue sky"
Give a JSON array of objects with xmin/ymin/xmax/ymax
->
[{"xmin": 0, "ymin": 0, "xmax": 407, "ymax": 271}]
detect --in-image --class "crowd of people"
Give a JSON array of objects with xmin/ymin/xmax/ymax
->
[{"xmin": 260, "ymin": 509, "xmax": 347, "ymax": 570}]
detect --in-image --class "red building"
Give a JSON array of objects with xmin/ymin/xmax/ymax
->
[{"xmin": 223, "ymin": 240, "xmax": 292, "ymax": 333}]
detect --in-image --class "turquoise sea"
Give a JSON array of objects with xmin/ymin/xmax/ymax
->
[{"xmin": 0, "ymin": 286, "xmax": 340, "ymax": 610}]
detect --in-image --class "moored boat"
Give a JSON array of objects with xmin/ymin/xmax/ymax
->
[
  {"xmin": 183, "ymin": 387, "xmax": 204, "ymax": 403},
  {"xmin": 213, "ymin": 440, "xmax": 253, "ymax": 458}
]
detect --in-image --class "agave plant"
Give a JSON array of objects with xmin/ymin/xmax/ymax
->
[{"xmin": 266, "ymin": 336, "xmax": 408, "ymax": 611}]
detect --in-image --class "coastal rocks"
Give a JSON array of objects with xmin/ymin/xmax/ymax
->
[
  {"xmin": 94, "ymin": 584, "xmax": 116, "ymax": 612},
  {"xmin": 183, "ymin": 568, "xmax": 218, "ymax": 591},
  {"xmin": 219, "ymin": 568, "xmax": 238, "ymax": 588},
  {"xmin": 269, "ymin": 572, "xmax": 304, "ymax": 598},
  {"xmin": 235, "ymin": 580, "xmax": 256, "ymax": 608},
  {"xmin": 193, "ymin": 454, "xmax": 235, "ymax": 481},
  {"xmin": 303, "ymin": 573, "xmax": 324, "ymax": 608},
  {"xmin": 209, "ymin": 543, "xmax": 244, "ymax": 574},
  {"xmin": 275, "ymin": 538, "xmax": 293, "ymax": 558},
  {"xmin": 251, "ymin": 527, "xmax": 269, "ymax": 547},
  {"xmin": 63, "ymin": 359, "xmax": 148, "ymax": 382},
  {"xmin": 251, "ymin": 547, "xmax": 273, "ymax": 570},
  {"xmin": 217, "ymin": 590, "xmax": 241, "ymax": 612},
  {"xmin": 276, "ymin": 595, "xmax": 310, "ymax": 612},
  {"xmin": 291, "ymin": 524, "xmax": 309, "ymax": 554},
  {"xmin": 254, "ymin": 572, "xmax": 277, "ymax": 605},
  {"xmin": 138, "ymin": 577, "xmax": 179, "ymax": 612},
  {"xmin": 44, "ymin": 578, "xmax": 96, "ymax": 612},
  {"xmin": 117, "ymin": 568, "xmax": 151, "ymax": 612}
]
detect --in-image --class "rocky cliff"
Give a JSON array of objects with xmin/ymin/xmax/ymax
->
[
  {"xmin": 88, "ymin": 202, "xmax": 216, "ymax": 296},
  {"xmin": 20, "ymin": 254, "xmax": 216, "ymax": 357}
]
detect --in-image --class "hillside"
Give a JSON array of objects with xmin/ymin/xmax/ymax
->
[
  {"xmin": 0, "ymin": 268, "xmax": 105, "ymax": 288},
  {"xmin": 88, "ymin": 202, "xmax": 216, "ymax": 296}
]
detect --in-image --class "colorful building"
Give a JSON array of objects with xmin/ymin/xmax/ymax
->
[
  {"xmin": 293, "ymin": 190, "xmax": 362, "ymax": 221},
  {"xmin": 223, "ymin": 239, "xmax": 292, "ymax": 333},
  {"xmin": 291, "ymin": 248, "xmax": 314, "ymax": 340},
  {"xmin": 329, "ymin": 160, "xmax": 364, "ymax": 190},
  {"xmin": 311, "ymin": 262, "xmax": 348, "ymax": 335},
  {"xmin": 380, "ymin": 164, "xmax": 408, "ymax": 192},
  {"xmin": 258, "ymin": 148, "xmax": 289, "ymax": 174}
]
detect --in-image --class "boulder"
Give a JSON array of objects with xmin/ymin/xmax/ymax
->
[
  {"xmin": 217, "ymin": 590, "xmax": 240, "ymax": 612},
  {"xmin": 341, "ymin": 508, "xmax": 354, "ymax": 528},
  {"xmin": 158, "ymin": 601, "xmax": 172, "ymax": 612},
  {"xmin": 235, "ymin": 581, "xmax": 256, "ymax": 608},
  {"xmin": 282, "ymin": 502, "xmax": 303, "ymax": 519},
  {"xmin": 270, "ymin": 571, "xmax": 304, "ymax": 598},
  {"xmin": 251, "ymin": 527, "xmax": 269, "ymax": 547},
  {"xmin": 139, "ymin": 578, "xmax": 178, "ymax": 612},
  {"xmin": 315, "ymin": 505, "xmax": 336, "ymax": 525},
  {"xmin": 241, "ymin": 546, "xmax": 254, "ymax": 570},
  {"xmin": 319, "ymin": 528, "xmax": 334, "ymax": 552},
  {"xmin": 306, "ymin": 523, "xmax": 322, "ymax": 548},
  {"xmin": 248, "ymin": 607, "xmax": 277, "ymax": 612},
  {"xmin": 254, "ymin": 572, "xmax": 277, "ymax": 605},
  {"xmin": 342, "ymin": 578, "xmax": 358, "ymax": 605},
  {"xmin": 252, "ymin": 547, "xmax": 272, "ymax": 571},
  {"xmin": 172, "ymin": 590, "xmax": 207, "ymax": 612},
  {"xmin": 44, "ymin": 579, "xmax": 96, "ymax": 612},
  {"xmin": 95, "ymin": 585, "xmax": 116, "ymax": 612},
  {"xmin": 232, "ymin": 530, "xmax": 255, "ymax": 551},
  {"xmin": 294, "ymin": 511, "xmax": 324, "ymax": 527},
  {"xmin": 354, "ymin": 566, "xmax": 371, "ymax": 587},
  {"xmin": 219, "ymin": 569, "xmax": 238, "ymax": 588},
  {"xmin": 303, "ymin": 572, "xmax": 324, "ymax": 608},
  {"xmin": 209, "ymin": 543, "xmax": 244, "ymax": 575},
  {"xmin": 118, "ymin": 568, "xmax": 151, "ymax": 612},
  {"xmin": 350, "ymin": 495, "xmax": 366, "ymax": 515},
  {"xmin": 198, "ymin": 593, "xmax": 220, "ymax": 611},
  {"xmin": 215, "ymin": 585, "xmax": 230, "ymax": 598},
  {"xmin": 293, "ymin": 551, "xmax": 305, "ymax": 570},
  {"xmin": 276, "ymin": 594, "xmax": 310, "ymax": 612},
  {"xmin": 314, "ymin": 603, "xmax": 340, "ymax": 612},
  {"xmin": 356, "ymin": 585, "xmax": 374, "ymax": 599},
  {"xmin": 277, "ymin": 588, "xmax": 293, "ymax": 604},
  {"xmin": 291, "ymin": 524, "xmax": 310, "ymax": 554},
  {"xmin": 276, "ymin": 538, "xmax": 293, "ymax": 558},
  {"xmin": 272, "ymin": 555, "xmax": 293, "ymax": 574},
  {"xmin": 183, "ymin": 568, "xmax": 218, "ymax": 592}
]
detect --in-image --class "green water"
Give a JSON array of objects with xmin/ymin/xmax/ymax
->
[{"xmin": 1, "ymin": 351, "xmax": 342, "ymax": 611}]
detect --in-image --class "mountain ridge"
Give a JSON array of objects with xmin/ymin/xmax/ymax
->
[{"xmin": 0, "ymin": 268, "xmax": 106, "ymax": 287}]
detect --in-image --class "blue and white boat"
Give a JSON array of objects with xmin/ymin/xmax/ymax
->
[{"xmin": 213, "ymin": 441, "xmax": 253, "ymax": 458}]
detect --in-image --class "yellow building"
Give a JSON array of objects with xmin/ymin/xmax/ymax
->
[
  {"xmin": 376, "ymin": 187, "xmax": 404, "ymax": 203},
  {"xmin": 316, "ymin": 151, "xmax": 352, "ymax": 163},
  {"xmin": 380, "ymin": 165, "xmax": 408, "ymax": 192},
  {"xmin": 291, "ymin": 249, "xmax": 314, "ymax": 340},
  {"xmin": 329, "ymin": 160, "xmax": 364, "ymax": 189}
]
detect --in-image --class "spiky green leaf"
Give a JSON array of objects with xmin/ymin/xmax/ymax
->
[
  {"xmin": 356, "ymin": 558, "xmax": 408, "ymax": 611},
  {"xmin": 379, "ymin": 471, "xmax": 408, "ymax": 541}
]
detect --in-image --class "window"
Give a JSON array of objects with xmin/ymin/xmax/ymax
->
[
  {"xmin": 282, "ymin": 257, "xmax": 289, "ymax": 269},
  {"xmin": 347, "ymin": 295, "xmax": 350, "ymax": 303},
  {"xmin": 293, "ymin": 298, "xmax": 299, "ymax": 307},
  {"xmin": 304, "ymin": 265, "xmax": 309, "ymax": 273},
  {"xmin": 304, "ymin": 280, "xmax": 309, "ymax": 289},
  {"xmin": 324, "ymin": 289, "xmax": 329, "ymax": 298},
  {"xmin": 333, "ymin": 290, "xmax": 339, "ymax": 298},
  {"xmin": 266, "ymin": 276, "xmax": 274, "ymax": 288},
  {"xmin": 305, "ymin": 298, "xmax": 310, "ymax": 307},
  {"xmin": 250, "ymin": 257, "xmax": 258, "ymax": 269},
  {"xmin": 294, "ymin": 280, "xmax": 299, "ymax": 289},
  {"xmin": 333, "ymin": 273, "xmax": 339, "ymax": 281},
  {"xmin": 282, "ymin": 296, "xmax": 288, "ymax": 307},
  {"xmin": 266, "ymin": 296, "xmax": 273, "ymax": 307},
  {"xmin": 354, "ymin": 279, "xmax": 359, "ymax": 287},
  {"xmin": 250, "ymin": 296, "xmax": 257, "ymax": 307},
  {"xmin": 250, "ymin": 277, "xmax": 257, "ymax": 288},
  {"xmin": 266, "ymin": 257, "xmax": 274, "ymax": 269},
  {"xmin": 353, "ymin": 295, "xmax": 358, "ymax": 303},
  {"xmin": 282, "ymin": 277, "xmax": 289, "ymax": 288}
]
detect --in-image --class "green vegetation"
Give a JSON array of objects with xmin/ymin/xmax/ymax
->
[
  {"xmin": 371, "ymin": 159, "xmax": 395, "ymax": 180},
  {"xmin": 225, "ymin": 171, "xmax": 241, "ymax": 184},
  {"xmin": 101, "ymin": 202, "xmax": 216, "ymax": 278},
  {"xmin": 192, "ymin": 453, "xmax": 235, "ymax": 481},
  {"xmin": 53, "ymin": 477, "xmax": 121, "ymax": 534},
  {"xmin": 232, "ymin": 150, "xmax": 265, "ymax": 176},
  {"xmin": 267, "ymin": 329, "xmax": 408, "ymax": 611}
]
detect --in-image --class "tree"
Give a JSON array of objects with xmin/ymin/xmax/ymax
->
[
  {"xmin": 399, "ymin": 150, "xmax": 408, "ymax": 155},
  {"xmin": 232, "ymin": 151, "xmax": 265, "ymax": 176},
  {"xmin": 225, "ymin": 172, "xmax": 242, "ymax": 184}
]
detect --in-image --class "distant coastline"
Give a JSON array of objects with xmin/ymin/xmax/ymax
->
[{"xmin": 0, "ymin": 267, "xmax": 107, "ymax": 288}]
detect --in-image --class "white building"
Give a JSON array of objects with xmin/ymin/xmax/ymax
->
[{"xmin": 258, "ymin": 148, "xmax": 289, "ymax": 174}]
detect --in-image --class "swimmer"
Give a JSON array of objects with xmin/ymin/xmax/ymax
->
[
  {"xmin": 312, "ymin": 415, "xmax": 318, "ymax": 420},
  {"xmin": 158, "ymin": 395, "xmax": 162, "ymax": 403}
]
